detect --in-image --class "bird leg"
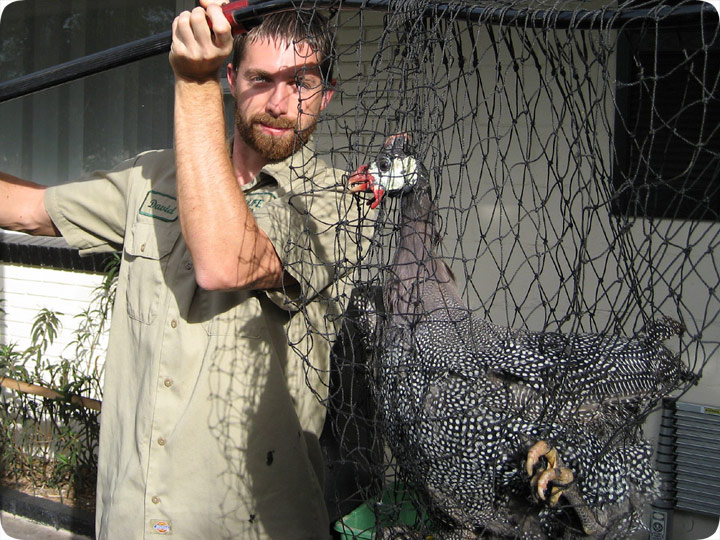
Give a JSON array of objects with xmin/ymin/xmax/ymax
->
[
  {"xmin": 525, "ymin": 441, "xmax": 606, "ymax": 536},
  {"xmin": 526, "ymin": 441, "xmax": 574, "ymax": 505}
]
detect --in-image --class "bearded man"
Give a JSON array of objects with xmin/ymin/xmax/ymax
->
[{"xmin": 0, "ymin": 3, "xmax": 365, "ymax": 538}]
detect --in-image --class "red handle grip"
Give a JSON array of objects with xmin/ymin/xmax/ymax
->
[
  {"xmin": 221, "ymin": 0, "xmax": 251, "ymax": 34},
  {"xmin": 206, "ymin": 0, "xmax": 252, "ymax": 36}
]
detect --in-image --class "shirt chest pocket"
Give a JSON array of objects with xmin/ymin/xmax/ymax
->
[{"xmin": 124, "ymin": 221, "xmax": 180, "ymax": 325}]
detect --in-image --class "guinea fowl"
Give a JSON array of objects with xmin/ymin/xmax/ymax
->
[{"xmin": 349, "ymin": 134, "xmax": 693, "ymax": 539}]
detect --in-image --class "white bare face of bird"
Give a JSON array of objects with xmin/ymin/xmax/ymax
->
[{"xmin": 367, "ymin": 154, "xmax": 419, "ymax": 195}]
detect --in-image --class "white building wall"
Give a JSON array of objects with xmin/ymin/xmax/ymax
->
[{"xmin": 0, "ymin": 254, "xmax": 108, "ymax": 401}]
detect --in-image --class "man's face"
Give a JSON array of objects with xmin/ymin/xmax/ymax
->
[{"xmin": 228, "ymin": 37, "xmax": 334, "ymax": 162}]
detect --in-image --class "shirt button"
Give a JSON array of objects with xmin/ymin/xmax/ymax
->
[
  {"xmin": 163, "ymin": 378, "xmax": 173, "ymax": 388},
  {"xmin": 170, "ymin": 319, "xmax": 178, "ymax": 329},
  {"xmin": 157, "ymin": 437, "xmax": 166, "ymax": 446},
  {"xmin": 184, "ymin": 261, "xmax": 193, "ymax": 271},
  {"xmin": 140, "ymin": 243, "xmax": 146, "ymax": 252},
  {"xmin": 151, "ymin": 496, "xmax": 161, "ymax": 504}
]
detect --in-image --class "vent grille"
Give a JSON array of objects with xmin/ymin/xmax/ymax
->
[{"xmin": 656, "ymin": 400, "xmax": 720, "ymax": 516}]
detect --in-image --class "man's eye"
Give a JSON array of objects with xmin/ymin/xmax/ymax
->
[{"xmin": 296, "ymin": 77, "xmax": 321, "ymax": 91}]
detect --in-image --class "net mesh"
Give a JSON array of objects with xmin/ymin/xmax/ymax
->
[{"xmin": 307, "ymin": 1, "xmax": 720, "ymax": 537}]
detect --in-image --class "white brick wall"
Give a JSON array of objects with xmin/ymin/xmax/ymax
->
[{"xmin": 0, "ymin": 261, "xmax": 108, "ymax": 399}]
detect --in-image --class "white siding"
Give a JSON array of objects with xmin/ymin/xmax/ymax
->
[{"xmin": 0, "ymin": 260, "xmax": 108, "ymax": 399}]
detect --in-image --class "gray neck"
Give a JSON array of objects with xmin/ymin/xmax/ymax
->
[{"xmin": 385, "ymin": 177, "xmax": 448, "ymax": 322}]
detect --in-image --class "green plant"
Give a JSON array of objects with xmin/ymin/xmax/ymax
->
[{"xmin": 0, "ymin": 254, "xmax": 119, "ymax": 507}]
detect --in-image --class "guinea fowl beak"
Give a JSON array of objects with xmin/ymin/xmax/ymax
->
[{"xmin": 350, "ymin": 163, "xmax": 386, "ymax": 209}]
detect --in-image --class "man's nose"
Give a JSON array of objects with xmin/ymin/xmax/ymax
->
[{"xmin": 266, "ymin": 83, "xmax": 291, "ymax": 116}]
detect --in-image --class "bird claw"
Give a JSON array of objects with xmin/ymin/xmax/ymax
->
[
  {"xmin": 526, "ymin": 440, "xmax": 555, "ymax": 476},
  {"xmin": 533, "ymin": 466, "xmax": 574, "ymax": 506},
  {"xmin": 526, "ymin": 441, "xmax": 574, "ymax": 506},
  {"xmin": 525, "ymin": 441, "xmax": 608, "ymax": 536}
]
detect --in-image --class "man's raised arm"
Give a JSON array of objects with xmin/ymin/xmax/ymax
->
[
  {"xmin": 170, "ymin": 2, "xmax": 286, "ymax": 292},
  {"xmin": 0, "ymin": 172, "xmax": 58, "ymax": 236}
]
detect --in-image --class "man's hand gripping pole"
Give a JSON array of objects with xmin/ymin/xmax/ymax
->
[{"xmin": 212, "ymin": 0, "xmax": 257, "ymax": 35}]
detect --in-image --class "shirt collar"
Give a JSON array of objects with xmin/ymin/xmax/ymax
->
[{"xmin": 259, "ymin": 139, "xmax": 319, "ymax": 189}]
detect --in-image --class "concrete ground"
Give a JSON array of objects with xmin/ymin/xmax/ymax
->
[{"xmin": 0, "ymin": 512, "xmax": 91, "ymax": 540}]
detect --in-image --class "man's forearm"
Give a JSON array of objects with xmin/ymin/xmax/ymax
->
[
  {"xmin": 174, "ymin": 79, "xmax": 285, "ymax": 291},
  {"xmin": 0, "ymin": 172, "xmax": 58, "ymax": 236}
]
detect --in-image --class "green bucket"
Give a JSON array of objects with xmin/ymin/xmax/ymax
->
[{"xmin": 334, "ymin": 483, "xmax": 429, "ymax": 539}]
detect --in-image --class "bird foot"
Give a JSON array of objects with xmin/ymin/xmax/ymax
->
[
  {"xmin": 525, "ymin": 441, "xmax": 607, "ymax": 536},
  {"xmin": 525, "ymin": 440, "xmax": 574, "ymax": 506}
]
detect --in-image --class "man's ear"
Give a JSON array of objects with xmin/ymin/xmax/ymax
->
[
  {"xmin": 320, "ymin": 80, "xmax": 336, "ymax": 110},
  {"xmin": 227, "ymin": 63, "xmax": 237, "ymax": 93}
]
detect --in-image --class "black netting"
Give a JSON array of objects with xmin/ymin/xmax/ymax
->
[{"xmin": 309, "ymin": 2, "xmax": 720, "ymax": 538}]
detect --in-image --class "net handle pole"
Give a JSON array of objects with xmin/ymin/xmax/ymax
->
[
  {"xmin": 0, "ymin": 0, "xmax": 276, "ymax": 104},
  {"xmin": 0, "ymin": 0, "xmax": 716, "ymax": 104},
  {"xmin": 0, "ymin": 0, "xmax": 340, "ymax": 104},
  {"xmin": 0, "ymin": 31, "xmax": 172, "ymax": 104}
]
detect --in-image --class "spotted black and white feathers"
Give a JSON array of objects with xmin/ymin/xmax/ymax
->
[{"xmin": 352, "ymin": 134, "xmax": 693, "ymax": 539}]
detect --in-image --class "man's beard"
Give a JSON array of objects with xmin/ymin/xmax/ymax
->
[{"xmin": 236, "ymin": 110, "xmax": 316, "ymax": 162}]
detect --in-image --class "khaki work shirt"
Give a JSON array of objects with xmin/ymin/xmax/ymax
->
[{"xmin": 44, "ymin": 146, "xmax": 366, "ymax": 539}]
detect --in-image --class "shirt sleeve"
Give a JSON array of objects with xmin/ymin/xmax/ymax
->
[
  {"xmin": 44, "ymin": 156, "xmax": 138, "ymax": 255},
  {"xmin": 254, "ymin": 166, "xmax": 369, "ymax": 311}
]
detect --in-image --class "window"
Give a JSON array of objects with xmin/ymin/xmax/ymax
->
[
  {"xmin": 0, "ymin": 0, "xmax": 196, "ymax": 269},
  {"xmin": 0, "ymin": 0, "xmax": 186, "ymax": 186},
  {"xmin": 613, "ymin": 20, "xmax": 720, "ymax": 221}
]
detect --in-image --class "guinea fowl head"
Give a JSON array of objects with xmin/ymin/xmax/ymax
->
[{"xmin": 350, "ymin": 133, "xmax": 428, "ymax": 209}]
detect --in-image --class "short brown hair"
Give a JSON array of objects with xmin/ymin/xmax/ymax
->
[{"xmin": 231, "ymin": 10, "xmax": 335, "ymax": 83}]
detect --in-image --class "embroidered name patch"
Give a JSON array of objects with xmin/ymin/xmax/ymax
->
[
  {"xmin": 150, "ymin": 519, "xmax": 172, "ymax": 535},
  {"xmin": 139, "ymin": 191, "xmax": 178, "ymax": 222},
  {"xmin": 246, "ymin": 191, "xmax": 278, "ymax": 211}
]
